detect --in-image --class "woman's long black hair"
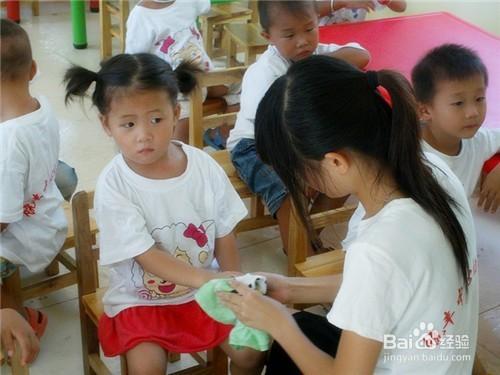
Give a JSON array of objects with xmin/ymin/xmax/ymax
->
[{"xmin": 255, "ymin": 55, "xmax": 470, "ymax": 290}]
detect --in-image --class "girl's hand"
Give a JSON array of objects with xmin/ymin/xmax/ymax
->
[
  {"xmin": 218, "ymin": 280, "xmax": 293, "ymax": 336},
  {"xmin": 478, "ymin": 165, "xmax": 500, "ymax": 213},
  {"xmin": 256, "ymin": 272, "xmax": 291, "ymax": 304},
  {"xmin": 0, "ymin": 309, "xmax": 40, "ymax": 366}
]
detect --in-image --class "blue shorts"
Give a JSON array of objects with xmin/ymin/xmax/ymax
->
[{"xmin": 230, "ymin": 138, "xmax": 287, "ymax": 216}]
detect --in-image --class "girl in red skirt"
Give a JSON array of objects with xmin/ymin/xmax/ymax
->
[{"xmin": 64, "ymin": 53, "xmax": 265, "ymax": 374}]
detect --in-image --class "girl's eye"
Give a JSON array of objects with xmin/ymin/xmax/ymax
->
[
  {"xmin": 284, "ymin": 34, "xmax": 294, "ymax": 39},
  {"xmin": 476, "ymin": 96, "xmax": 486, "ymax": 103},
  {"xmin": 452, "ymin": 101, "xmax": 463, "ymax": 107},
  {"xmin": 122, "ymin": 122, "xmax": 134, "ymax": 128},
  {"xmin": 306, "ymin": 28, "xmax": 314, "ymax": 32},
  {"xmin": 151, "ymin": 117, "xmax": 162, "ymax": 125}
]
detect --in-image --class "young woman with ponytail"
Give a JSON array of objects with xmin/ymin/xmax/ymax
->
[
  {"xmin": 219, "ymin": 55, "xmax": 478, "ymax": 374},
  {"xmin": 64, "ymin": 53, "xmax": 265, "ymax": 374}
]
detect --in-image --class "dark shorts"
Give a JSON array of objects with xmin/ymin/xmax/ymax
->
[
  {"xmin": 266, "ymin": 311, "xmax": 342, "ymax": 375},
  {"xmin": 230, "ymin": 138, "xmax": 288, "ymax": 216}
]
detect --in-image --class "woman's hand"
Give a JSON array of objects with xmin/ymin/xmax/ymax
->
[
  {"xmin": 218, "ymin": 280, "xmax": 293, "ymax": 337},
  {"xmin": 256, "ymin": 272, "xmax": 292, "ymax": 304},
  {"xmin": 0, "ymin": 309, "xmax": 40, "ymax": 366}
]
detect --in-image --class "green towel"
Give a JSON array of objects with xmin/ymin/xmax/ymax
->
[{"xmin": 195, "ymin": 278, "xmax": 270, "ymax": 351}]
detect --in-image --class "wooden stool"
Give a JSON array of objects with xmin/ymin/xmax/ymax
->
[
  {"xmin": 223, "ymin": 23, "xmax": 268, "ymax": 66},
  {"xmin": 100, "ymin": 0, "xmax": 130, "ymax": 59},
  {"xmin": 198, "ymin": 2, "xmax": 252, "ymax": 58}
]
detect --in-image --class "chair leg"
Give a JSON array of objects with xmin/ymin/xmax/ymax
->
[
  {"xmin": 99, "ymin": 0, "xmax": 112, "ymax": 59},
  {"xmin": 120, "ymin": 355, "xmax": 128, "ymax": 375},
  {"xmin": 45, "ymin": 257, "xmax": 60, "ymax": 277},
  {"xmin": 11, "ymin": 341, "xmax": 30, "ymax": 375},
  {"xmin": 31, "ymin": 0, "xmax": 39, "ymax": 16},
  {"xmin": 1, "ymin": 267, "xmax": 24, "ymax": 312},
  {"xmin": 472, "ymin": 353, "xmax": 488, "ymax": 375},
  {"xmin": 169, "ymin": 352, "xmax": 181, "ymax": 363}
]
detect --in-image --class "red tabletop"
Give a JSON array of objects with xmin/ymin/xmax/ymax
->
[{"xmin": 319, "ymin": 12, "xmax": 500, "ymax": 128}]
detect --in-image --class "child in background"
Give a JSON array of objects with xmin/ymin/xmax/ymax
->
[
  {"xmin": 412, "ymin": 44, "xmax": 500, "ymax": 213},
  {"xmin": 221, "ymin": 55, "xmax": 478, "ymax": 374},
  {"xmin": 316, "ymin": 0, "xmax": 406, "ymax": 25},
  {"xmin": 0, "ymin": 19, "xmax": 68, "ymax": 338},
  {"xmin": 227, "ymin": 0, "xmax": 370, "ymax": 254},
  {"xmin": 64, "ymin": 53, "xmax": 265, "ymax": 374},
  {"xmin": 125, "ymin": 0, "xmax": 239, "ymax": 147}
]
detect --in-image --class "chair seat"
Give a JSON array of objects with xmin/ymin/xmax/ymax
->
[
  {"xmin": 224, "ymin": 23, "xmax": 268, "ymax": 49},
  {"xmin": 83, "ymin": 288, "xmax": 106, "ymax": 326},
  {"xmin": 295, "ymin": 250, "xmax": 345, "ymax": 277}
]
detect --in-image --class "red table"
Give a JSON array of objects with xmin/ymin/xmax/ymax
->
[{"xmin": 319, "ymin": 12, "xmax": 500, "ymax": 128}]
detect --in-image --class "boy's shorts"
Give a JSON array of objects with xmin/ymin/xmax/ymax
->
[
  {"xmin": 0, "ymin": 257, "xmax": 17, "ymax": 281},
  {"xmin": 230, "ymin": 138, "xmax": 287, "ymax": 217}
]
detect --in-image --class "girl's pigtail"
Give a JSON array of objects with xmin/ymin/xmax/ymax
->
[
  {"xmin": 378, "ymin": 70, "xmax": 470, "ymax": 290},
  {"xmin": 64, "ymin": 66, "xmax": 99, "ymax": 105},
  {"xmin": 174, "ymin": 61, "xmax": 201, "ymax": 95}
]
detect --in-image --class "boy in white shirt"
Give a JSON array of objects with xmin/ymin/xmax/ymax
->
[
  {"xmin": 0, "ymin": 19, "xmax": 67, "ymax": 338},
  {"xmin": 227, "ymin": 0, "xmax": 369, "ymax": 254},
  {"xmin": 412, "ymin": 44, "xmax": 500, "ymax": 213}
]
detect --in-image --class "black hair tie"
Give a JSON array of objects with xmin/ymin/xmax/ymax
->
[{"xmin": 366, "ymin": 70, "xmax": 379, "ymax": 89}]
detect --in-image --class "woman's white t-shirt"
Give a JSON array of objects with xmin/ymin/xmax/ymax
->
[
  {"xmin": 125, "ymin": 0, "xmax": 213, "ymax": 71},
  {"xmin": 95, "ymin": 142, "xmax": 247, "ymax": 317},
  {"xmin": 0, "ymin": 96, "xmax": 67, "ymax": 272},
  {"xmin": 329, "ymin": 153, "xmax": 478, "ymax": 374}
]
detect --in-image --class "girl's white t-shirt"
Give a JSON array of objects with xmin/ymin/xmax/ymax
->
[
  {"xmin": 330, "ymin": 153, "xmax": 478, "ymax": 374},
  {"xmin": 95, "ymin": 142, "xmax": 247, "ymax": 317},
  {"xmin": 125, "ymin": 0, "xmax": 213, "ymax": 71},
  {"xmin": 0, "ymin": 96, "xmax": 67, "ymax": 272}
]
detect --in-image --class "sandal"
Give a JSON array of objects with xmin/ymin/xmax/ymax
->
[{"xmin": 25, "ymin": 307, "xmax": 48, "ymax": 338}]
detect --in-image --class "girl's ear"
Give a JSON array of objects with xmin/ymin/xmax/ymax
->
[
  {"xmin": 29, "ymin": 60, "xmax": 37, "ymax": 81},
  {"xmin": 261, "ymin": 30, "xmax": 271, "ymax": 43},
  {"xmin": 418, "ymin": 102, "xmax": 433, "ymax": 123},
  {"xmin": 174, "ymin": 103, "xmax": 181, "ymax": 123},
  {"xmin": 323, "ymin": 151, "xmax": 350, "ymax": 175},
  {"xmin": 99, "ymin": 114, "xmax": 112, "ymax": 137}
]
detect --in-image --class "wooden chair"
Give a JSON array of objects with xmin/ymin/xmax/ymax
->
[
  {"xmin": 99, "ymin": 0, "xmax": 129, "ymax": 59},
  {"xmin": 0, "ymin": 342, "xmax": 30, "ymax": 375},
  {"xmin": 221, "ymin": 0, "xmax": 268, "ymax": 67},
  {"xmin": 198, "ymin": 2, "xmax": 252, "ymax": 59},
  {"xmin": 188, "ymin": 67, "xmax": 356, "ymax": 275},
  {"xmin": 72, "ymin": 191, "xmax": 228, "ymax": 375}
]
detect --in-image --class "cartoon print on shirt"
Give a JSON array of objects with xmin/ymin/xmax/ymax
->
[{"xmin": 132, "ymin": 220, "xmax": 215, "ymax": 300}]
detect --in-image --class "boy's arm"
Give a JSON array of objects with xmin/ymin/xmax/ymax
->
[
  {"xmin": 328, "ymin": 47, "xmax": 370, "ymax": 69},
  {"xmin": 316, "ymin": 1, "xmax": 376, "ymax": 16},
  {"xmin": 478, "ymin": 162, "xmax": 500, "ymax": 213},
  {"xmin": 214, "ymin": 233, "xmax": 241, "ymax": 272},
  {"xmin": 386, "ymin": 0, "xmax": 407, "ymax": 12}
]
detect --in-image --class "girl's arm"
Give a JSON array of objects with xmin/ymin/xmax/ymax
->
[
  {"xmin": 135, "ymin": 245, "xmax": 217, "ymax": 288},
  {"xmin": 219, "ymin": 282, "xmax": 381, "ymax": 374},
  {"xmin": 328, "ymin": 47, "xmax": 370, "ymax": 69},
  {"xmin": 214, "ymin": 232, "xmax": 241, "ymax": 272}
]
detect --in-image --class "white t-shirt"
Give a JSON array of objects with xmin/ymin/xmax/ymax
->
[
  {"xmin": 421, "ymin": 128, "xmax": 500, "ymax": 197},
  {"xmin": 319, "ymin": 1, "xmax": 384, "ymax": 25},
  {"xmin": 329, "ymin": 154, "xmax": 478, "ymax": 374},
  {"xmin": 0, "ymin": 96, "xmax": 67, "ymax": 273},
  {"xmin": 95, "ymin": 142, "xmax": 247, "ymax": 317},
  {"xmin": 226, "ymin": 42, "xmax": 366, "ymax": 151},
  {"xmin": 125, "ymin": 0, "xmax": 213, "ymax": 71}
]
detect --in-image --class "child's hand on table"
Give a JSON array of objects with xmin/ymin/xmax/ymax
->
[{"xmin": 478, "ymin": 156, "xmax": 500, "ymax": 213}]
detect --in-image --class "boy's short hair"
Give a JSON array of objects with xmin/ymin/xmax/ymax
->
[
  {"xmin": 1, "ymin": 18, "xmax": 33, "ymax": 81},
  {"xmin": 258, "ymin": 0, "xmax": 317, "ymax": 31},
  {"xmin": 411, "ymin": 43, "xmax": 488, "ymax": 103}
]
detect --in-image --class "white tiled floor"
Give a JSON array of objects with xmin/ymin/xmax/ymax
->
[{"xmin": 1, "ymin": 2, "xmax": 499, "ymax": 374}]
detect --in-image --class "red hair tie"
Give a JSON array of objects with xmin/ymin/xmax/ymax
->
[
  {"xmin": 366, "ymin": 70, "xmax": 392, "ymax": 108},
  {"xmin": 376, "ymin": 85, "xmax": 393, "ymax": 108}
]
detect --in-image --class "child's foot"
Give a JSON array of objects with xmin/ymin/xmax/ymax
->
[
  {"xmin": 203, "ymin": 128, "xmax": 226, "ymax": 150},
  {"xmin": 25, "ymin": 307, "xmax": 48, "ymax": 338}
]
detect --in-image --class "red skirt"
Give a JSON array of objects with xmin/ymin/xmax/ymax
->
[{"xmin": 98, "ymin": 301, "xmax": 232, "ymax": 357}]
